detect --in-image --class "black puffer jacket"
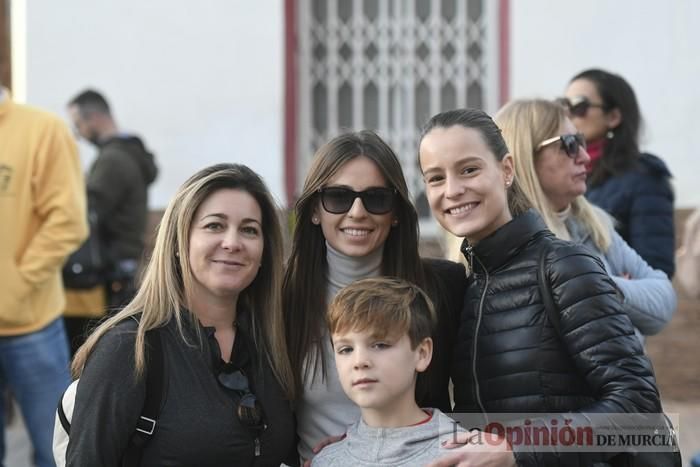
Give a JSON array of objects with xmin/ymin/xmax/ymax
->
[{"xmin": 452, "ymin": 210, "xmax": 662, "ymax": 466}]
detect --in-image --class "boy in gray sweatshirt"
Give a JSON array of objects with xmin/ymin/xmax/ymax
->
[{"xmin": 311, "ymin": 277, "xmax": 467, "ymax": 466}]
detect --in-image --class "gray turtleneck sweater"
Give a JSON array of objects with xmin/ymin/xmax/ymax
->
[
  {"xmin": 310, "ymin": 409, "xmax": 466, "ymax": 466},
  {"xmin": 296, "ymin": 242, "xmax": 383, "ymax": 462}
]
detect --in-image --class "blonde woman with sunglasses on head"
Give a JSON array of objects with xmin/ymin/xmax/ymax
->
[{"xmin": 494, "ymin": 99, "xmax": 676, "ymax": 343}]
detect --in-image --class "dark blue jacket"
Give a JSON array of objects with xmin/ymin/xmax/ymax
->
[{"xmin": 586, "ymin": 153, "xmax": 675, "ymax": 277}]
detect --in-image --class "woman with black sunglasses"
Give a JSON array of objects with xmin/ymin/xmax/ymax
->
[
  {"xmin": 561, "ymin": 69, "xmax": 675, "ymax": 278},
  {"xmin": 283, "ymin": 130, "xmax": 465, "ymax": 465},
  {"xmin": 67, "ymin": 164, "xmax": 296, "ymax": 466},
  {"xmin": 494, "ymin": 99, "xmax": 676, "ymax": 343}
]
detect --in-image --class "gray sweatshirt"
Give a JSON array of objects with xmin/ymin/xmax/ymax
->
[{"xmin": 311, "ymin": 409, "xmax": 465, "ymax": 467}]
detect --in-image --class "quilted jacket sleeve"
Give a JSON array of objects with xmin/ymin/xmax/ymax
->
[
  {"xmin": 626, "ymin": 173, "xmax": 675, "ymax": 278},
  {"xmin": 514, "ymin": 242, "xmax": 662, "ymax": 467}
]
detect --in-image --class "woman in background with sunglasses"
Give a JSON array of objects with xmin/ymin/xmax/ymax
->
[
  {"xmin": 418, "ymin": 108, "xmax": 664, "ymax": 467},
  {"xmin": 283, "ymin": 130, "xmax": 465, "ymax": 464},
  {"xmin": 67, "ymin": 164, "xmax": 296, "ymax": 466},
  {"xmin": 494, "ymin": 98, "xmax": 676, "ymax": 343},
  {"xmin": 560, "ymin": 69, "xmax": 675, "ymax": 278}
]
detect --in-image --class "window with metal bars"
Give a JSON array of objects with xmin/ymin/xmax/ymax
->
[{"xmin": 295, "ymin": 0, "xmax": 500, "ymax": 211}]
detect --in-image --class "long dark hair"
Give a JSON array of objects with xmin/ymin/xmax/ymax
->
[
  {"xmin": 570, "ymin": 69, "xmax": 642, "ymax": 187},
  {"xmin": 419, "ymin": 108, "xmax": 532, "ymax": 217},
  {"xmin": 283, "ymin": 130, "xmax": 427, "ymax": 396}
]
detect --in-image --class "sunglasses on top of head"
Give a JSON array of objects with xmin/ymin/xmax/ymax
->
[
  {"xmin": 318, "ymin": 186, "xmax": 397, "ymax": 215},
  {"xmin": 555, "ymin": 96, "xmax": 608, "ymax": 118},
  {"xmin": 217, "ymin": 368, "xmax": 266, "ymax": 432},
  {"xmin": 537, "ymin": 133, "xmax": 587, "ymax": 159}
]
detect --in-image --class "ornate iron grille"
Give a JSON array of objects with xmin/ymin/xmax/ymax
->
[{"xmin": 296, "ymin": 0, "xmax": 500, "ymax": 201}]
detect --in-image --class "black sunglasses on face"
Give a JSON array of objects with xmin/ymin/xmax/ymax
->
[
  {"xmin": 318, "ymin": 186, "xmax": 396, "ymax": 215},
  {"xmin": 217, "ymin": 369, "xmax": 266, "ymax": 431},
  {"xmin": 556, "ymin": 96, "xmax": 607, "ymax": 118},
  {"xmin": 537, "ymin": 133, "xmax": 587, "ymax": 159}
]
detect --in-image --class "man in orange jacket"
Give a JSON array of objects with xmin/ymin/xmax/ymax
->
[{"xmin": 0, "ymin": 86, "xmax": 88, "ymax": 467}]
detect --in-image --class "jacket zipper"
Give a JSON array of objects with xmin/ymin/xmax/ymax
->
[
  {"xmin": 468, "ymin": 246, "xmax": 489, "ymax": 418},
  {"xmin": 253, "ymin": 422, "xmax": 267, "ymax": 457}
]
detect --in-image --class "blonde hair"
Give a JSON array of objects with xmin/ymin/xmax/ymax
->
[
  {"xmin": 327, "ymin": 277, "xmax": 436, "ymax": 349},
  {"xmin": 494, "ymin": 99, "xmax": 611, "ymax": 252},
  {"xmin": 72, "ymin": 164, "xmax": 295, "ymax": 399}
]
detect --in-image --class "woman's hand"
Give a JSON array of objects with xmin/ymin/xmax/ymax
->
[
  {"xmin": 427, "ymin": 431, "xmax": 516, "ymax": 467},
  {"xmin": 302, "ymin": 434, "xmax": 346, "ymax": 467}
]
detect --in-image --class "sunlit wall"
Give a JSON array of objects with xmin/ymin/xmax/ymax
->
[
  {"xmin": 21, "ymin": 0, "xmax": 284, "ymax": 209},
  {"xmin": 511, "ymin": 0, "xmax": 699, "ymax": 207}
]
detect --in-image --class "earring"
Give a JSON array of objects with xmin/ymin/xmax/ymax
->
[
  {"xmin": 312, "ymin": 216, "xmax": 319, "ymax": 224},
  {"xmin": 391, "ymin": 219, "xmax": 399, "ymax": 226},
  {"xmin": 505, "ymin": 179, "xmax": 512, "ymax": 187},
  {"xmin": 606, "ymin": 130, "xmax": 614, "ymax": 139}
]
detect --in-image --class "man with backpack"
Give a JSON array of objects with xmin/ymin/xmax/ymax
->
[{"xmin": 65, "ymin": 89, "xmax": 158, "ymax": 349}]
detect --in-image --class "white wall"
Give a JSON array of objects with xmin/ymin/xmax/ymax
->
[
  {"xmin": 19, "ymin": 1, "xmax": 698, "ymax": 207},
  {"xmin": 21, "ymin": 1, "xmax": 284, "ymax": 209},
  {"xmin": 511, "ymin": 0, "xmax": 699, "ymax": 207}
]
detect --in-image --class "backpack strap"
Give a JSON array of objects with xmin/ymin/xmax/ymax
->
[
  {"xmin": 537, "ymin": 242, "xmax": 562, "ymax": 336},
  {"xmin": 54, "ymin": 379, "xmax": 78, "ymax": 467},
  {"xmin": 121, "ymin": 327, "xmax": 165, "ymax": 467},
  {"xmin": 57, "ymin": 393, "xmax": 71, "ymax": 435}
]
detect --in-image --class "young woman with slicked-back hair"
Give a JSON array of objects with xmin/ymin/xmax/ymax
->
[{"xmin": 419, "ymin": 108, "xmax": 664, "ymax": 467}]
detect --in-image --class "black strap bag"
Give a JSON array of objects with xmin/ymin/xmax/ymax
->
[
  {"xmin": 537, "ymin": 245, "xmax": 682, "ymax": 467},
  {"xmin": 62, "ymin": 210, "xmax": 106, "ymax": 289}
]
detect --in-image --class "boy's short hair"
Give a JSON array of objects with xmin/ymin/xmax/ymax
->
[{"xmin": 328, "ymin": 277, "xmax": 437, "ymax": 348}]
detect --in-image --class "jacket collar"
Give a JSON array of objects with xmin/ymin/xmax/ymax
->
[
  {"xmin": 179, "ymin": 306, "xmax": 254, "ymax": 371},
  {"xmin": 462, "ymin": 209, "xmax": 550, "ymax": 274}
]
